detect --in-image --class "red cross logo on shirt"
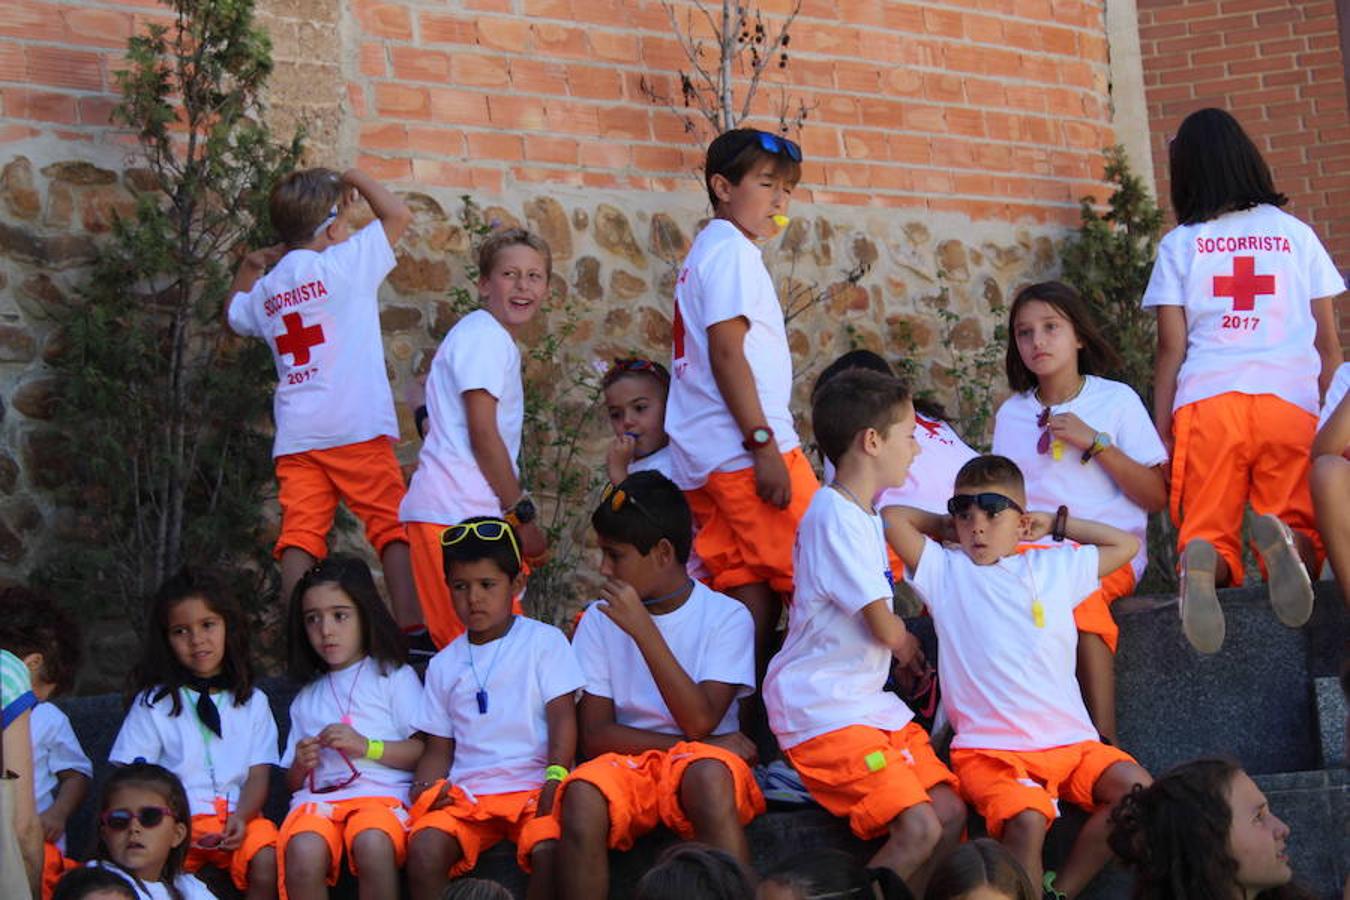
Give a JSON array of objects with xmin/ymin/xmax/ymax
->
[
  {"xmin": 672, "ymin": 300, "xmax": 686, "ymax": 361},
  {"xmin": 275, "ymin": 312, "xmax": 325, "ymax": 366},
  {"xmin": 1213, "ymin": 256, "xmax": 1276, "ymax": 312}
]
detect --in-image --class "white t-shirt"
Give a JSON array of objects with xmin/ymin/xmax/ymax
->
[
  {"xmin": 414, "ymin": 616, "xmax": 583, "ymax": 796},
  {"xmin": 32, "ymin": 701, "xmax": 92, "ymax": 851},
  {"xmin": 87, "ymin": 861, "xmax": 217, "ymax": 900},
  {"xmin": 1318, "ymin": 362, "xmax": 1350, "ymax": 431},
  {"xmin": 823, "ymin": 414, "xmax": 979, "ymax": 515},
  {"xmin": 1141, "ymin": 204, "xmax": 1345, "ymax": 415},
  {"xmin": 227, "ymin": 220, "xmax": 400, "ymax": 457},
  {"xmin": 572, "ymin": 581, "xmax": 754, "ymax": 736},
  {"xmin": 908, "ymin": 537, "xmax": 1101, "ymax": 751},
  {"xmin": 992, "ymin": 376, "xmax": 1167, "ymax": 581},
  {"xmin": 109, "ymin": 687, "xmax": 279, "ymax": 818},
  {"xmin": 282, "ymin": 660, "xmax": 422, "ymax": 806},
  {"xmin": 628, "ymin": 446, "xmax": 710, "ymax": 581},
  {"xmin": 401, "ymin": 309, "xmax": 523, "ymax": 524},
  {"xmin": 665, "ymin": 219, "xmax": 799, "ymax": 488},
  {"xmin": 764, "ymin": 488, "xmax": 913, "ymax": 748}
]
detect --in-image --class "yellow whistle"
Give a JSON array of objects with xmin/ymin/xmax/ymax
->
[
  {"xmin": 1050, "ymin": 439, "xmax": 1064, "ymax": 461},
  {"xmin": 771, "ymin": 214, "xmax": 791, "ymax": 228},
  {"xmin": 1032, "ymin": 600, "xmax": 1046, "ymax": 628}
]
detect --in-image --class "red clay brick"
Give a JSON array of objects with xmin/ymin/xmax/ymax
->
[
  {"xmin": 475, "ymin": 16, "xmax": 531, "ymax": 52},
  {"xmin": 430, "ymin": 87, "xmax": 492, "ymax": 125},
  {"xmin": 390, "ymin": 47, "xmax": 450, "ymax": 82},
  {"xmin": 354, "ymin": 0, "xmax": 412, "ymax": 40},
  {"xmin": 420, "ymin": 12, "xmax": 475, "ymax": 44},
  {"xmin": 374, "ymin": 83, "xmax": 431, "ymax": 119},
  {"xmin": 451, "ymin": 54, "xmax": 510, "ymax": 88}
]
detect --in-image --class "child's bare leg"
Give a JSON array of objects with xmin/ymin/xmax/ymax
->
[
  {"xmin": 527, "ymin": 839, "xmax": 557, "ymax": 900},
  {"xmin": 1312, "ymin": 455, "xmax": 1350, "ymax": 604},
  {"xmin": 1055, "ymin": 762, "xmax": 1151, "ymax": 898},
  {"xmin": 904, "ymin": 784, "xmax": 966, "ymax": 896},
  {"xmin": 680, "ymin": 759, "xmax": 750, "ymax": 864},
  {"xmin": 559, "ymin": 783, "xmax": 610, "ymax": 900},
  {"xmin": 350, "ymin": 829, "xmax": 398, "ymax": 900},
  {"xmin": 869, "ymin": 801, "xmax": 941, "ymax": 885},
  {"xmin": 407, "ymin": 828, "xmax": 461, "ymax": 900},
  {"xmin": 244, "ymin": 846, "xmax": 278, "ymax": 900},
  {"xmin": 280, "ymin": 547, "xmax": 317, "ymax": 609},
  {"xmin": 283, "ymin": 833, "xmax": 330, "ymax": 900},
  {"xmin": 1000, "ymin": 810, "xmax": 1049, "ymax": 892},
  {"xmin": 379, "ymin": 540, "xmax": 423, "ymax": 629},
  {"xmin": 1075, "ymin": 633, "xmax": 1117, "ymax": 745}
]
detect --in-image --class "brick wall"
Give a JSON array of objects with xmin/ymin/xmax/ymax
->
[
  {"xmin": 1137, "ymin": 0, "xmax": 1350, "ymax": 347},
  {"xmin": 1, "ymin": 0, "xmax": 1119, "ymax": 227}
]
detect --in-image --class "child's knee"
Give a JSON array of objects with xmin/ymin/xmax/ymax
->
[
  {"xmin": 679, "ymin": 759, "xmax": 737, "ymax": 819},
  {"xmin": 248, "ymin": 846, "xmax": 278, "ymax": 886},
  {"xmin": 1096, "ymin": 762, "xmax": 1151, "ymax": 805},
  {"xmin": 892, "ymin": 802, "xmax": 942, "ymax": 856},
  {"xmin": 349, "ymin": 828, "xmax": 396, "ymax": 868},
  {"xmin": 929, "ymin": 785, "xmax": 968, "ymax": 839},
  {"xmin": 1312, "ymin": 454, "xmax": 1350, "ymax": 496},
  {"xmin": 284, "ymin": 833, "xmax": 330, "ymax": 879},
  {"xmin": 561, "ymin": 782, "xmax": 610, "ymax": 845},
  {"xmin": 408, "ymin": 828, "xmax": 456, "ymax": 872},
  {"xmin": 1001, "ymin": 809, "xmax": 1048, "ymax": 845}
]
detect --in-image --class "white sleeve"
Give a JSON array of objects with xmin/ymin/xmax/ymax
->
[
  {"xmin": 906, "ymin": 537, "xmax": 948, "ymax": 613},
  {"xmin": 572, "ymin": 605, "xmax": 613, "ymax": 699},
  {"xmin": 1140, "ymin": 232, "xmax": 1185, "ymax": 308},
  {"xmin": 990, "ymin": 399, "xmax": 1015, "ymax": 457},
  {"xmin": 44, "ymin": 708, "xmax": 92, "ymax": 778},
  {"xmin": 387, "ymin": 665, "xmax": 425, "ymax": 738},
  {"xmin": 696, "ymin": 601, "xmax": 755, "ymax": 694},
  {"xmin": 537, "ymin": 628, "xmax": 585, "ymax": 703},
  {"xmin": 1302, "ymin": 224, "xmax": 1346, "ymax": 300},
  {"xmin": 448, "ymin": 317, "xmax": 514, "ymax": 401},
  {"xmin": 108, "ymin": 694, "xmax": 165, "ymax": 766},
  {"xmin": 811, "ymin": 512, "xmax": 893, "ymax": 616},
  {"xmin": 412, "ymin": 654, "xmax": 455, "ymax": 739},
  {"xmin": 699, "ymin": 240, "xmax": 766, "ymax": 327},
  {"xmin": 226, "ymin": 288, "xmax": 263, "ymax": 337},
  {"xmin": 1111, "ymin": 386, "xmax": 1169, "ymax": 466},
  {"xmin": 279, "ymin": 693, "xmax": 305, "ymax": 768},
  {"xmin": 1042, "ymin": 545, "xmax": 1101, "ymax": 610},
  {"xmin": 244, "ymin": 692, "xmax": 280, "ymax": 767},
  {"xmin": 324, "ymin": 219, "xmax": 398, "ymax": 293}
]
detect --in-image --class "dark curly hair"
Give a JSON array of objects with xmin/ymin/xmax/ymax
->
[{"xmin": 0, "ymin": 585, "xmax": 82, "ymax": 696}]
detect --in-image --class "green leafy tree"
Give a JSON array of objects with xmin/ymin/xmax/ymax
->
[
  {"xmin": 1061, "ymin": 146, "xmax": 1173, "ymax": 590},
  {"xmin": 38, "ymin": 0, "xmax": 303, "ymax": 627},
  {"xmin": 1061, "ymin": 145, "xmax": 1164, "ymax": 405}
]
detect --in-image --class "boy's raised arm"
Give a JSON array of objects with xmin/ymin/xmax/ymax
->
[
  {"xmin": 342, "ymin": 168, "xmax": 412, "ymax": 246},
  {"xmin": 1022, "ymin": 512, "xmax": 1139, "ymax": 577},
  {"xmin": 223, "ymin": 243, "xmax": 285, "ymax": 332},
  {"xmin": 882, "ymin": 505, "xmax": 939, "ymax": 573}
]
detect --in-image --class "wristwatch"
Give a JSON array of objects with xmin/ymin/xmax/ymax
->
[
  {"xmin": 1081, "ymin": 432, "xmax": 1112, "ymax": 464},
  {"xmin": 742, "ymin": 426, "xmax": 774, "ymax": 452},
  {"xmin": 503, "ymin": 493, "xmax": 537, "ymax": 527}
]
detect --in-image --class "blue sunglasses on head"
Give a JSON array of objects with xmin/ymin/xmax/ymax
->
[{"xmin": 754, "ymin": 130, "xmax": 801, "ymax": 162}]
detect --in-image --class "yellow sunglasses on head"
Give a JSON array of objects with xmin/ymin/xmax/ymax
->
[{"xmin": 440, "ymin": 519, "xmax": 521, "ymax": 567}]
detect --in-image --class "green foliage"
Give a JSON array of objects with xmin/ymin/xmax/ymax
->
[
  {"xmin": 36, "ymin": 0, "xmax": 302, "ymax": 630},
  {"xmin": 1062, "ymin": 146, "xmax": 1174, "ymax": 591},
  {"xmin": 1061, "ymin": 145, "xmax": 1164, "ymax": 406}
]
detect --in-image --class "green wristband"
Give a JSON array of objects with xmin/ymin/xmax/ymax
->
[
  {"xmin": 545, "ymin": 765, "xmax": 569, "ymax": 782},
  {"xmin": 366, "ymin": 738, "xmax": 385, "ymax": 761}
]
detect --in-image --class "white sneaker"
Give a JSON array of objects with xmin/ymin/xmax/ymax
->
[
  {"xmin": 1180, "ymin": 539, "xmax": 1224, "ymax": 654},
  {"xmin": 1251, "ymin": 514, "xmax": 1315, "ymax": 628},
  {"xmin": 755, "ymin": 758, "xmax": 816, "ymax": 806}
]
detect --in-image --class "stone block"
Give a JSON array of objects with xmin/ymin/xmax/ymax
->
[
  {"xmin": 1115, "ymin": 588, "xmax": 1322, "ymax": 776},
  {"xmin": 1314, "ymin": 677, "xmax": 1346, "ymax": 768},
  {"xmin": 1255, "ymin": 769, "xmax": 1347, "ymax": 900}
]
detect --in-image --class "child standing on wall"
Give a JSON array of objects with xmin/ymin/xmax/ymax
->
[
  {"xmin": 400, "ymin": 229, "xmax": 553, "ymax": 649},
  {"xmin": 665, "ymin": 128, "xmax": 819, "ymax": 686},
  {"xmin": 1145, "ymin": 108, "xmax": 1346, "ymax": 652},
  {"xmin": 226, "ymin": 167, "xmax": 420, "ymax": 629},
  {"xmin": 993, "ymin": 282, "xmax": 1167, "ymax": 744}
]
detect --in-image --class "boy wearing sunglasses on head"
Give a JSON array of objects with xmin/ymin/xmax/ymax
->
[
  {"xmin": 665, "ymin": 128, "xmax": 819, "ymax": 693},
  {"xmin": 557, "ymin": 472, "xmax": 763, "ymax": 900},
  {"xmin": 406, "ymin": 517, "xmax": 583, "ymax": 900},
  {"xmin": 885, "ymin": 456, "xmax": 1152, "ymax": 899},
  {"xmin": 763, "ymin": 370, "xmax": 965, "ymax": 895}
]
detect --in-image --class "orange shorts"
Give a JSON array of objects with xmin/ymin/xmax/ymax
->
[
  {"xmin": 277, "ymin": 795, "xmax": 409, "ymax": 894},
  {"xmin": 41, "ymin": 841, "xmax": 77, "ymax": 900},
  {"xmin": 407, "ymin": 521, "xmax": 527, "ymax": 648},
  {"xmin": 951, "ymin": 740, "xmax": 1136, "ymax": 838},
  {"xmin": 275, "ymin": 436, "xmax": 408, "ymax": 559},
  {"xmin": 409, "ymin": 782, "xmax": 557, "ymax": 875},
  {"xmin": 558, "ymin": 741, "xmax": 765, "ymax": 850},
  {"xmin": 684, "ymin": 447, "xmax": 820, "ymax": 594},
  {"xmin": 1171, "ymin": 392, "xmax": 1323, "ymax": 584},
  {"xmin": 185, "ymin": 809, "xmax": 279, "ymax": 890},
  {"xmin": 784, "ymin": 722, "xmax": 959, "ymax": 840}
]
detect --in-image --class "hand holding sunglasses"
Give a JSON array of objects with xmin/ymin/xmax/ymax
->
[{"xmin": 318, "ymin": 721, "xmax": 370, "ymax": 759}]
